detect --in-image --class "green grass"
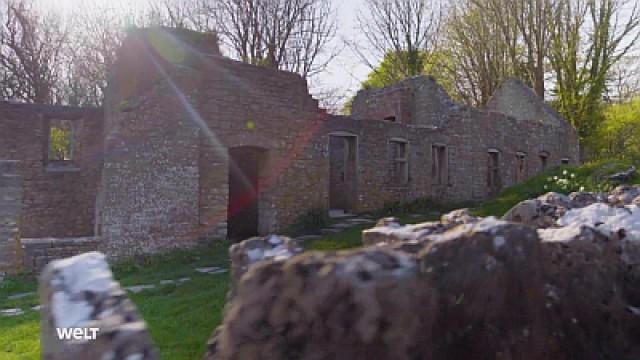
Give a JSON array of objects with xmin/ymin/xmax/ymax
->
[
  {"xmin": 0, "ymin": 242, "xmax": 233, "ymax": 360},
  {"xmin": 2, "ymin": 159, "xmax": 637, "ymax": 359},
  {"xmin": 473, "ymin": 159, "xmax": 639, "ymax": 217}
]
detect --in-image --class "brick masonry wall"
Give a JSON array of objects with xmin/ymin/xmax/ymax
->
[
  {"xmin": 21, "ymin": 237, "xmax": 99, "ymax": 273},
  {"xmin": 0, "ymin": 103, "xmax": 103, "ymax": 238},
  {"xmin": 0, "ymin": 160, "xmax": 22, "ymax": 272}
]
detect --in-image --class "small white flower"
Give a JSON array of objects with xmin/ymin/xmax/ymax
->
[
  {"xmin": 570, "ymin": 173, "xmax": 576, "ymax": 178},
  {"xmin": 579, "ymin": 186, "xmax": 585, "ymax": 192},
  {"xmin": 553, "ymin": 176, "xmax": 558, "ymax": 180},
  {"xmin": 563, "ymin": 170, "xmax": 568, "ymax": 175}
]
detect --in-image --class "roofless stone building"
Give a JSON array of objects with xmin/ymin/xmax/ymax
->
[{"xmin": 0, "ymin": 28, "xmax": 579, "ymax": 272}]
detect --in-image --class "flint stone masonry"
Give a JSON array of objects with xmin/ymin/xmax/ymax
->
[
  {"xmin": 209, "ymin": 196, "xmax": 640, "ymax": 359},
  {"xmin": 40, "ymin": 252, "xmax": 158, "ymax": 360},
  {"xmin": 0, "ymin": 26, "xmax": 580, "ymax": 267},
  {"xmin": 0, "ymin": 160, "xmax": 22, "ymax": 272},
  {"xmin": 229, "ymin": 235, "xmax": 302, "ymax": 294},
  {"xmin": 22, "ymin": 237, "xmax": 99, "ymax": 273}
]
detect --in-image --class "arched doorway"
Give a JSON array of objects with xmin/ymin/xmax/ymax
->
[{"xmin": 227, "ymin": 146, "xmax": 267, "ymax": 241}]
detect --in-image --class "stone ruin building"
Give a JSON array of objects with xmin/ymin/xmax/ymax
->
[{"xmin": 0, "ymin": 28, "xmax": 580, "ymax": 273}]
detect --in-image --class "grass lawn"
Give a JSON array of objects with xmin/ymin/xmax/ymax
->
[
  {"xmin": 1, "ymin": 159, "xmax": 636, "ymax": 359},
  {"xmin": 1, "ymin": 220, "xmax": 423, "ymax": 360}
]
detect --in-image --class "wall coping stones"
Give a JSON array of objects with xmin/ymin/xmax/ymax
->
[{"xmin": 21, "ymin": 236, "xmax": 100, "ymax": 247}]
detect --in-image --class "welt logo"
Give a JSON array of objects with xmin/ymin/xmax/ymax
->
[{"xmin": 56, "ymin": 327, "xmax": 100, "ymax": 340}]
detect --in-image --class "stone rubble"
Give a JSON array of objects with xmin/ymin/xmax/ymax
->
[
  {"xmin": 40, "ymin": 252, "xmax": 158, "ymax": 360},
  {"xmin": 207, "ymin": 185, "xmax": 640, "ymax": 360},
  {"xmin": 229, "ymin": 235, "xmax": 303, "ymax": 293}
]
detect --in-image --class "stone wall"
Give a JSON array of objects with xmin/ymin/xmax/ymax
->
[
  {"xmin": 350, "ymin": 77, "xmax": 580, "ymax": 203},
  {"xmin": 318, "ymin": 116, "xmax": 432, "ymax": 212},
  {"xmin": 0, "ymin": 160, "xmax": 22, "ymax": 272},
  {"xmin": 0, "ymin": 102, "xmax": 103, "ymax": 238},
  {"xmin": 21, "ymin": 237, "xmax": 99, "ymax": 273},
  {"xmin": 94, "ymin": 29, "xmax": 580, "ymax": 258},
  {"xmin": 39, "ymin": 252, "xmax": 158, "ymax": 359},
  {"xmin": 98, "ymin": 68, "xmax": 202, "ymax": 258},
  {"xmin": 99, "ymin": 29, "xmax": 326, "ymax": 257},
  {"xmin": 207, "ymin": 200, "xmax": 640, "ymax": 360}
]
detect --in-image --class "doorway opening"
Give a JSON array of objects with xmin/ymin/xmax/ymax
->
[
  {"xmin": 227, "ymin": 146, "xmax": 266, "ymax": 241},
  {"xmin": 329, "ymin": 134, "xmax": 358, "ymax": 216},
  {"xmin": 487, "ymin": 149, "xmax": 502, "ymax": 197}
]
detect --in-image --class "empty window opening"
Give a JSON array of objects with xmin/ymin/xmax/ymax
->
[
  {"xmin": 431, "ymin": 144, "xmax": 447, "ymax": 185},
  {"xmin": 561, "ymin": 158, "xmax": 570, "ymax": 165},
  {"xmin": 515, "ymin": 152, "xmax": 527, "ymax": 183},
  {"xmin": 48, "ymin": 119, "xmax": 75, "ymax": 162},
  {"xmin": 384, "ymin": 115, "xmax": 397, "ymax": 122},
  {"xmin": 539, "ymin": 151, "xmax": 549, "ymax": 171},
  {"xmin": 488, "ymin": 149, "xmax": 501, "ymax": 196},
  {"xmin": 390, "ymin": 139, "xmax": 409, "ymax": 184}
]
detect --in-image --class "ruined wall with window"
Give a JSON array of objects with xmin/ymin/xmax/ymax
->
[
  {"xmin": 351, "ymin": 76, "xmax": 580, "ymax": 203},
  {"xmin": 0, "ymin": 103, "xmax": 103, "ymax": 238},
  {"xmin": 0, "ymin": 27, "xmax": 581, "ymax": 267}
]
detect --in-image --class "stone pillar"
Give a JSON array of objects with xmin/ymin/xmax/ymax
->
[
  {"xmin": 0, "ymin": 160, "xmax": 22, "ymax": 273},
  {"xmin": 40, "ymin": 252, "xmax": 158, "ymax": 360}
]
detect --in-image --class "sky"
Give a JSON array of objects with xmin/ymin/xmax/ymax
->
[{"xmin": 44, "ymin": 0, "xmax": 372, "ymax": 101}]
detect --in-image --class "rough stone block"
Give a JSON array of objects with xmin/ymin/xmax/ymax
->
[{"xmin": 39, "ymin": 252, "xmax": 158, "ymax": 360}]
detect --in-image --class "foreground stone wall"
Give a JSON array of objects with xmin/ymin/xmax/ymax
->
[
  {"xmin": 0, "ymin": 102, "xmax": 103, "ymax": 238},
  {"xmin": 0, "ymin": 160, "xmax": 22, "ymax": 272},
  {"xmin": 208, "ymin": 187, "xmax": 640, "ymax": 360},
  {"xmin": 40, "ymin": 252, "xmax": 157, "ymax": 359}
]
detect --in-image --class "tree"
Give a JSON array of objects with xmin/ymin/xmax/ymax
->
[
  {"xmin": 480, "ymin": 0, "xmax": 554, "ymax": 97},
  {"xmin": 146, "ymin": 0, "xmax": 216, "ymax": 32},
  {"xmin": 361, "ymin": 50, "xmax": 454, "ymax": 93},
  {"xmin": 591, "ymin": 97, "xmax": 640, "ymax": 161},
  {"xmin": 213, "ymin": 0, "xmax": 337, "ymax": 78},
  {"xmin": 0, "ymin": 0, "xmax": 70, "ymax": 104},
  {"xmin": 549, "ymin": 0, "xmax": 640, "ymax": 145},
  {"xmin": 354, "ymin": 0, "xmax": 443, "ymax": 80},
  {"xmin": 445, "ymin": 0, "xmax": 518, "ymax": 105}
]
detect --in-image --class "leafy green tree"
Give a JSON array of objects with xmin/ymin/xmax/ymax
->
[
  {"xmin": 49, "ymin": 126, "xmax": 72, "ymax": 161},
  {"xmin": 549, "ymin": 0, "xmax": 640, "ymax": 145},
  {"xmin": 590, "ymin": 98, "xmax": 640, "ymax": 161},
  {"xmin": 360, "ymin": 50, "xmax": 455, "ymax": 94}
]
